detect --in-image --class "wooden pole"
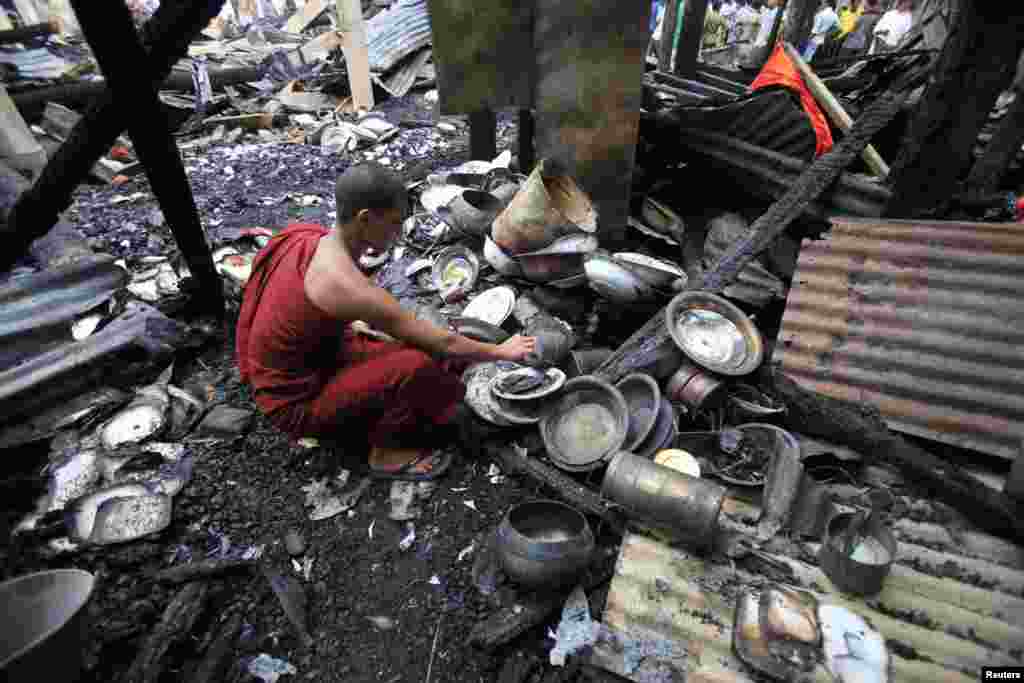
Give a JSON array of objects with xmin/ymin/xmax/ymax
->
[
  {"xmin": 887, "ymin": 1, "xmax": 1024, "ymax": 218},
  {"xmin": 337, "ymin": 0, "xmax": 374, "ymax": 112},
  {"xmin": 783, "ymin": 42, "xmax": 890, "ymax": 178},
  {"xmin": 966, "ymin": 83, "xmax": 1024, "ymax": 194},
  {"xmin": 659, "ymin": 0, "xmax": 681, "ymax": 71},
  {"xmin": 469, "ymin": 107, "xmax": 497, "ymax": 161},
  {"xmin": 675, "ymin": 0, "xmax": 709, "ymax": 77}
]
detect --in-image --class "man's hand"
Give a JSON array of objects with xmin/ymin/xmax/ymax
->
[{"xmin": 494, "ymin": 335, "xmax": 537, "ymax": 362}]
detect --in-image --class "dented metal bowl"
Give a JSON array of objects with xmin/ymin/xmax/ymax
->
[
  {"xmin": 0, "ymin": 569, "xmax": 96, "ymax": 680},
  {"xmin": 483, "ymin": 236, "xmax": 523, "ymax": 278},
  {"xmin": 461, "ymin": 286, "xmax": 516, "ymax": 328},
  {"xmin": 615, "ymin": 373, "xmax": 661, "ymax": 453},
  {"xmin": 496, "ymin": 500, "xmax": 595, "ymax": 588},
  {"xmin": 520, "ymin": 233, "xmax": 599, "ymax": 257},
  {"xmin": 819, "ymin": 511, "xmax": 897, "ymax": 596},
  {"xmin": 517, "ymin": 253, "xmax": 585, "ymax": 283},
  {"xmin": 491, "ymin": 367, "xmax": 567, "ymax": 402},
  {"xmin": 633, "ymin": 397, "xmax": 678, "ymax": 460},
  {"xmin": 584, "ymin": 252, "xmax": 655, "ymax": 304},
  {"xmin": 541, "ymin": 376, "xmax": 629, "ymax": 472},
  {"xmin": 613, "ymin": 252, "xmax": 685, "ymax": 290},
  {"xmin": 445, "ymin": 189, "xmax": 505, "ymax": 238},
  {"xmin": 665, "ymin": 292, "xmax": 764, "ymax": 376}
]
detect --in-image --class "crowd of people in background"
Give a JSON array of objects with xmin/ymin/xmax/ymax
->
[{"xmin": 649, "ymin": 0, "xmax": 915, "ymax": 67}]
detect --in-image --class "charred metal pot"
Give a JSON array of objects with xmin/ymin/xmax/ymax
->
[
  {"xmin": 602, "ymin": 451, "xmax": 725, "ymax": 549},
  {"xmin": 819, "ymin": 511, "xmax": 897, "ymax": 596},
  {"xmin": 496, "ymin": 500, "xmax": 595, "ymax": 588},
  {"xmin": 665, "ymin": 359, "xmax": 726, "ymax": 412},
  {"xmin": 0, "ymin": 569, "xmax": 95, "ymax": 680}
]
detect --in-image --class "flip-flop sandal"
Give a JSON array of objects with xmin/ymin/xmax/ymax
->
[{"xmin": 369, "ymin": 449, "xmax": 454, "ymax": 481}]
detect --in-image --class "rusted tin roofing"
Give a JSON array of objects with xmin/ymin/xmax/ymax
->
[
  {"xmin": 777, "ymin": 217, "xmax": 1024, "ymax": 460},
  {"xmin": 592, "ymin": 476, "xmax": 1024, "ymax": 682}
]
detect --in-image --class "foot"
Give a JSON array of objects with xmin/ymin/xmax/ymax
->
[{"xmin": 368, "ymin": 447, "xmax": 436, "ymax": 475}]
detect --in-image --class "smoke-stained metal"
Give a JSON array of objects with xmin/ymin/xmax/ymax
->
[{"xmin": 778, "ymin": 217, "xmax": 1024, "ymax": 460}]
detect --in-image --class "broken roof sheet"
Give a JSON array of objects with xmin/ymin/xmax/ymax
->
[
  {"xmin": 778, "ymin": 217, "xmax": 1024, "ymax": 461},
  {"xmin": 365, "ymin": 0, "xmax": 432, "ymax": 73}
]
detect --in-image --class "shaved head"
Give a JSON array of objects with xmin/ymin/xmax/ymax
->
[{"xmin": 335, "ymin": 162, "xmax": 408, "ymax": 224}]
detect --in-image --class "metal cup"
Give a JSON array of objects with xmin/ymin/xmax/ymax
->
[{"xmin": 665, "ymin": 359, "xmax": 726, "ymax": 412}]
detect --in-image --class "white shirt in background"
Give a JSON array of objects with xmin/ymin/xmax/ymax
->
[
  {"xmin": 873, "ymin": 8, "xmax": 913, "ymax": 50},
  {"xmin": 810, "ymin": 5, "xmax": 839, "ymax": 46},
  {"xmin": 755, "ymin": 6, "xmax": 778, "ymax": 46}
]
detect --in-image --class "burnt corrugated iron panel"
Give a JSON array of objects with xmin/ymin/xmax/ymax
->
[
  {"xmin": 372, "ymin": 46, "xmax": 431, "ymax": 97},
  {"xmin": 594, "ymin": 501, "xmax": 1024, "ymax": 681},
  {"xmin": 668, "ymin": 88, "xmax": 818, "ymax": 162},
  {"xmin": 778, "ymin": 217, "xmax": 1024, "ymax": 460},
  {"xmin": 366, "ymin": 0, "xmax": 432, "ymax": 73}
]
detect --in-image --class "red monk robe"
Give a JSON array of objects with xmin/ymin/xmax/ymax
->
[{"xmin": 236, "ymin": 223, "xmax": 467, "ymax": 446}]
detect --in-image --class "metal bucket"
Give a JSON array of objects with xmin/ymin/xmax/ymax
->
[
  {"xmin": 665, "ymin": 359, "xmax": 726, "ymax": 412},
  {"xmin": 818, "ymin": 511, "xmax": 897, "ymax": 596},
  {"xmin": 0, "ymin": 569, "xmax": 95, "ymax": 681},
  {"xmin": 601, "ymin": 451, "xmax": 725, "ymax": 549}
]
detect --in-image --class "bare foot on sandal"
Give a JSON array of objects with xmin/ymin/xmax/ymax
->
[{"xmin": 368, "ymin": 447, "xmax": 453, "ymax": 481}]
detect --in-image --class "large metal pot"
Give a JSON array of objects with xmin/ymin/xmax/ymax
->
[
  {"xmin": 602, "ymin": 452, "xmax": 725, "ymax": 549},
  {"xmin": 0, "ymin": 569, "xmax": 95, "ymax": 680},
  {"xmin": 496, "ymin": 500, "xmax": 595, "ymax": 588}
]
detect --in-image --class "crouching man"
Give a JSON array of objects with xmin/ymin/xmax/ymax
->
[{"xmin": 236, "ymin": 162, "xmax": 535, "ymax": 480}]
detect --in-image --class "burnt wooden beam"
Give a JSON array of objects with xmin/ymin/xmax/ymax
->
[
  {"xmin": 659, "ymin": 0, "xmax": 681, "ymax": 72},
  {"xmin": 887, "ymin": 1, "xmax": 1024, "ymax": 217},
  {"xmin": 469, "ymin": 107, "xmax": 497, "ymax": 161},
  {"xmin": 70, "ymin": 0, "xmax": 224, "ymax": 317},
  {"xmin": 517, "ymin": 108, "xmax": 535, "ymax": 175},
  {"xmin": 765, "ymin": 370, "xmax": 1024, "ymax": 543},
  {"xmin": 123, "ymin": 582, "xmax": 210, "ymax": 683},
  {"xmin": 675, "ymin": 0, "xmax": 710, "ymax": 78},
  {"xmin": 0, "ymin": 0, "xmax": 225, "ymax": 276},
  {"xmin": 966, "ymin": 85, "xmax": 1024, "ymax": 194}
]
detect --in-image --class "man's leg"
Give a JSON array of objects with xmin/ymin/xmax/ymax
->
[{"xmin": 305, "ymin": 342, "xmax": 467, "ymax": 473}]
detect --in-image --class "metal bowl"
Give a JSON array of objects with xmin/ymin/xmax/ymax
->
[
  {"xmin": 613, "ymin": 252, "xmax": 685, "ymax": 290},
  {"xmin": 540, "ymin": 376, "xmax": 629, "ymax": 472},
  {"xmin": 634, "ymin": 398, "xmax": 678, "ymax": 460},
  {"xmin": 584, "ymin": 252, "xmax": 656, "ymax": 303},
  {"xmin": 0, "ymin": 569, "xmax": 95, "ymax": 680},
  {"xmin": 483, "ymin": 236, "xmax": 523, "ymax": 278},
  {"xmin": 615, "ymin": 373, "xmax": 662, "ymax": 452},
  {"xmin": 665, "ymin": 292, "xmax": 764, "ymax": 376},
  {"xmin": 432, "ymin": 245, "xmax": 479, "ymax": 294},
  {"xmin": 819, "ymin": 511, "xmax": 897, "ymax": 596},
  {"xmin": 461, "ymin": 286, "xmax": 517, "ymax": 328},
  {"xmin": 491, "ymin": 367, "xmax": 567, "ymax": 402},
  {"xmin": 517, "ymin": 253, "xmax": 585, "ymax": 283},
  {"xmin": 520, "ymin": 234, "xmax": 599, "ymax": 257},
  {"xmin": 450, "ymin": 317, "xmax": 511, "ymax": 344},
  {"xmin": 496, "ymin": 500, "xmax": 595, "ymax": 588},
  {"xmin": 665, "ymin": 359, "xmax": 727, "ymax": 412},
  {"xmin": 547, "ymin": 273, "xmax": 588, "ymax": 290},
  {"xmin": 446, "ymin": 189, "xmax": 504, "ymax": 238},
  {"xmin": 729, "ymin": 384, "xmax": 786, "ymax": 422}
]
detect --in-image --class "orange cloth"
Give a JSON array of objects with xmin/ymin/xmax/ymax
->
[{"xmin": 751, "ymin": 44, "xmax": 834, "ymax": 157}]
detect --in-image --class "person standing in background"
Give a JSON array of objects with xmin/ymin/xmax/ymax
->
[
  {"xmin": 735, "ymin": 0, "xmax": 762, "ymax": 42},
  {"xmin": 837, "ymin": 0, "xmax": 862, "ymax": 38},
  {"xmin": 872, "ymin": 0, "xmax": 913, "ymax": 53},
  {"xmin": 703, "ymin": 1, "xmax": 729, "ymax": 50},
  {"xmin": 803, "ymin": 0, "xmax": 839, "ymax": 61},
  {"xmin": 841, "ymin": 0, "xmax": 882, "ymax": 59},
  {"xmin": 754, "ymin": 0, "xmax": 780, "ymax": 48},
  {"xmin": 720, "ymin": 0, "xmax": 740, "ymax": 42}
]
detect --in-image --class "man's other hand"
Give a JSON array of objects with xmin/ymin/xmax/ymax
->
[{"xmin": 494, "ymin": 335, "xmax": 537, "ymax": 362}]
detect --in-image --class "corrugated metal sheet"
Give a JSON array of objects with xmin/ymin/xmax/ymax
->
[
  {"xmin": 594, "ymin": 485, "xmax": 1024, "ymax": 683},
  {"xmin": 778, "ymin": 218, "xmax": 1024, "ymax": 460},
  {"xmin": 366, "ymin": 0, "xmax": 432, "ymax": 73},
  {"xmin": 372, "ymin": 46, "xmax": 430, "ymax": 97}
]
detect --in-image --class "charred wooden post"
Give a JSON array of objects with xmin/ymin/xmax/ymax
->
[
  {"xmin": 675, "ymin": 0, "xmax": 710, "ymax": 78},
  {"xmin": 517, "ymin": 108, "xmax": 535, "ymax": 174},
  {"xmin": 659, "ymin": 0, "xmax": 682, "ymax": 71},
  {"xmin": 887, "ymin": 2, "xmax": 1024, "ymax": 217},
  {"xmin": 154, "ymin": 558, "xmax": 257, "ymax": 584},
  {"xmin": 0, "ymin": 0, "xmax": 225, "ymax": 276},
  {"xmin": 966, "ymin": 84, "xmax": 1024, "ymax": 194},
  {"xmin": 191, "ymin": 610, "xmax": 244, "ymax": 683},
  {"xmin": 123, "ymin": 581, "xmax": 210, "ymax": 683},
  {"xmin": 68, "ymin": 0, "xmax": 225, "ymax": 317},
  {"xmin": 764, "ymin": 370, "xmax": 1024, "ymax": 543},
  {"xmin": 470, "ymin": 107, "xmax": 497, "ymax": 161}
]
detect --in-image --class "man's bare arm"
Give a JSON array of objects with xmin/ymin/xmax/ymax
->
[{"xmin": 344, "ymin": 286, "xmax": 533, "ymax": 363}]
